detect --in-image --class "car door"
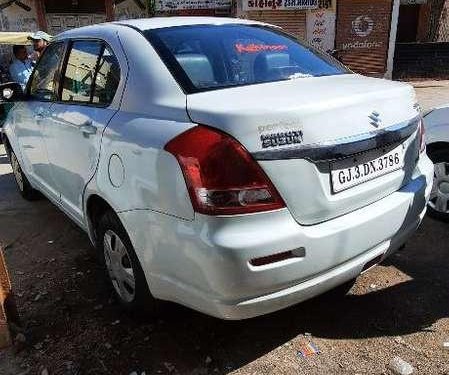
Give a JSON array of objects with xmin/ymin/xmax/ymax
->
[
  {"xmin": 44, "ymin": 40, "xmax": 121, "ymax": 225},
  {"xmin": 13, "ymin": 42, "xmax": 65, "ymax": 200}
]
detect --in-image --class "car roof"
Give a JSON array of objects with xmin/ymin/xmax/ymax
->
[
  {"xmin": 113, "ymin": 16, "xmax": 269, "ymax": 31},
  {"xmin": 53, "ymin": 17, "xmax": 275, "ymax": 42}
]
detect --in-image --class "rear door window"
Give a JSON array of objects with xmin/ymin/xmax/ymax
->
[
  {"xmin": 61, "ymin": 41, "xmax": 102, "ymax": 103},
  {"xmin": 145, "ymin": 24, "xmax": 349, "ymax": 93},
  {"xmin": 60, "ymin": 40, "xmax": 120, "ymax": 106}
]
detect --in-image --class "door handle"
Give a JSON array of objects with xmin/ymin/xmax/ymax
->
[{"xmin": 79, "ymin": 121, "xmax": 96, "ymax": 135}]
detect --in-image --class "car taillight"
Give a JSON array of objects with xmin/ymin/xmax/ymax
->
[
  {"xmin": 164, "ymin": 125, "xmax": 285, "ymax": 215},
  {"xmin": 418, "ymin": 118, "xmax": 426, "ymax": 153}
]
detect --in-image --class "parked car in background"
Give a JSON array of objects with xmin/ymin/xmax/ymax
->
[
  {"xmin": 1, "ymin": 18, "xmax": 433, "ymax": 320},
  {"xmin": 423, "ymin": 105, "xmax": 449, "ymax": 221}
]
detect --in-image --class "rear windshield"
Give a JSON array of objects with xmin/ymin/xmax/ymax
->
[{"xmin": 144, "ymin": 24, "xmax": 349, "ymax": 94}]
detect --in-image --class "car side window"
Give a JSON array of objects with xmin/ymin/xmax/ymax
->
[
  {"xmin": 29, "ymin": 42, "xmax": 65, "ymax": 101},
  {"xmin": 92, "ymin": 46, "xmax": 120, "ymax": 105},
  {"xmin": 61, "ymin": 41, "xmax": 103, "ymax": 103},
  {"xmin": 60, "ymin": 41, "xmax": 120, "ymax": 106}
]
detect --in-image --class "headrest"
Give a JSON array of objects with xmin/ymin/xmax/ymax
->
[
  {"xmin": 254, "ymin": 52, "xmax": 290, "ymax": 82},
  {"xmin": 175, "ymin": 53, "xmax": 215, "ymax": 88}
]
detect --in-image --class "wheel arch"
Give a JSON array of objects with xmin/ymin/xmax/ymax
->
[{"xmin": 85, "ymin": 193, "xmax": 116, "ymax": 244}]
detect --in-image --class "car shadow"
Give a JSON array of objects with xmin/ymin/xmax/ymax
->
[
  {"xmin": 3, "ymin": 165, "xmax": 447, "ymax": 374},
  {"xmin": 57, "ymin": 215, "xmax": 447, "ymax": 374}
]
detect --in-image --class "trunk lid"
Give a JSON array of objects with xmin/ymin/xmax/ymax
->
[{"xmin": 186, "ymin": 74, "xmax": 421, "ymax": 224}]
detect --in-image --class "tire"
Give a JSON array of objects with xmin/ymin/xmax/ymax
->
[
  {"xmin": 427, "ymin": 148, "xmax": 449, "ymax": 222},
  {"xmin": 9, "ymin": 150, "xmax": 39, "ymax": 201},
  {"xmin": 96, "ymin": 209, "xmax": 157, "ymax": 314}
]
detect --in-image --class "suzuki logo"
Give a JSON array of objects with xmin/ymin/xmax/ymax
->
[{"xmin": 369, "ymin": 111, "xmax": 382, "ymax": 128}]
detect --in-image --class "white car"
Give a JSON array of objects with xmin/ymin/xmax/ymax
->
[
  {"xmin": 423, "ymin": 105, "xmax": 449, "ymax": 221},
  {"xmin": 1, "ymin": 17, "xmax": 433, "ymax": 319}
]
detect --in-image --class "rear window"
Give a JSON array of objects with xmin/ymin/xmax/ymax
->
[{"xmin": 144, "ymin": 24, "xmax": 349, "ymax": 94}]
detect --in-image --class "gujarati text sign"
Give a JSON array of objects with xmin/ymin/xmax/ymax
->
[
  {"xmin": 157, "ymin": 0, "xmax": 231, "ymax": 10},
  {"xmin": 243, "ymin": 0, "xmax": 318, "ymax": 11}
]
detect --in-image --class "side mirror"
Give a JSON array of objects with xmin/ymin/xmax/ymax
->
[{"xmin": 0, "ymin": 82, "xmax": 24, "ymax": 102}]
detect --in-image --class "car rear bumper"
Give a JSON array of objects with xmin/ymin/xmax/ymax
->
[
  {"xmin": 119, "ymin": 154, "xmax": 433, "ymax": 320},
  {"xmin": 200, "ymin": 221, "xmax": 421, "ymax": 320}
]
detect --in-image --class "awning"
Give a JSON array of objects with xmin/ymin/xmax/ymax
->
[{"xmin": 0, "ymin": 32, "xmax": 33, "ymax": 45}]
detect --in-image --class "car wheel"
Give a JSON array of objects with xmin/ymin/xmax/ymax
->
[
  {"xmin": 10, "ymin": 150, "xmax": 39, "ymax": 201},
  {"xmin": 97, "ymin": 210, "xmax": 157, "ymax": 314},
  {"xmin": 427, "ymin": 148, "xmax": 449, "ymax": 222}
]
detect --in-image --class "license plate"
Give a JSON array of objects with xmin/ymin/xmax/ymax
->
[{"xmin": 331, "ymin": 145, "xmax": 404, "ymax": 193}]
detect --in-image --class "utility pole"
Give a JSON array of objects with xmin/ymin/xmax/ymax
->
[{"xmin": 385, "ymin": 0, "xmax": 400, "ymax": 79}]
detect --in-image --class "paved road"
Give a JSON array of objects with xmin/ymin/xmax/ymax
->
[
  {"xmin": 0, "ymin": 84, "xmax": 448, "ymax": 374},
  {"xmin": 413, "ymin": 81, "xmax": 449, "ymax": 111}
]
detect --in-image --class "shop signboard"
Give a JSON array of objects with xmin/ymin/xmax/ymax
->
[
  {"xmin": 242, "ymin": 0, "xmax": 318, "ymax": 12},
  {"xmin": 157, "ymin": 0, "xmax": 231, "ymax": 10}
]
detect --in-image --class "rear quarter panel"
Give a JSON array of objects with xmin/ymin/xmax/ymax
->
[
  {"xmin": 85, "ymin": 26, "xmax": 195, "ymax": 222},
  {"xmin": 92, "ymin": 113, "xmax": 195, "ymax": 219}
]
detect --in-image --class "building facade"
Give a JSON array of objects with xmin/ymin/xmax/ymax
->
[
  {"xmin": 0, "ymin": 0, "xmax": 447, "ymax": 78},
  {"xmin": 394, "ymin": 0, "xmax": 449, "ymax": 78},
  {"xmin": 0, "ymin": 0, "xmax": 390, "ymax": 77},
  {"xmin": 335, "ymin": 0, "xmax": 394, "ymax": 77},
  {"xmin": 237, "ymin": 0, "xmax": 395, "ymax": 76}
]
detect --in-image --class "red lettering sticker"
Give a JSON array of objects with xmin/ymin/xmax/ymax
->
[{"xmin": 235, "ymin": 43, "xmax": 288, "ymax": 53}]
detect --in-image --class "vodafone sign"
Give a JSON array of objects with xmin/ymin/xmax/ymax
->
[{"xmin": 352, "ymin": 15, "xmax": 374, "ymax": 37}]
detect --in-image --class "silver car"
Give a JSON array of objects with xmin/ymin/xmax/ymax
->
[{"xmin": 1, "ymin": 17, "xmax": 433, "ymax": 319}]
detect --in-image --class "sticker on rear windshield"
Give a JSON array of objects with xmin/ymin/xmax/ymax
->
[{"xmin": 235, "ymin": 43, "xmax": 288, "ymax": 53}]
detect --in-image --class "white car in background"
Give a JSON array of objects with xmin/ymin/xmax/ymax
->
[
  {"xmin": 423, "ymin": 105, "xmax": 449, "ymax": 221},
  {"xmin": 1, "ymin": 18, "xmax": 433, "ymax": 320}
]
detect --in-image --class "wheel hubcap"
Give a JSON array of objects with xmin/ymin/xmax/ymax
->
[
  {"xmin": 10, "ymin": 153, "xmax": 24, "ymax": 192},
  {"xmin": 103, "ymin": 230, "xmax": 136, "ymax": 303},
  {"xmin": 429, "ymin": 162, "xmax": 449, "ymax": 214}
]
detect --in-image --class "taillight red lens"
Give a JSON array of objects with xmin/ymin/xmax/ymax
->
[
  {"xmin": 418, "ymin": 118, "xmax": 426, "ymax": 153},
  {"xmin": 164, "ymin": 126, "xmax": 285, "ymax": 215}
]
